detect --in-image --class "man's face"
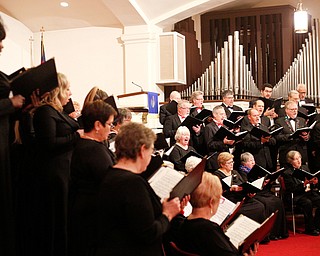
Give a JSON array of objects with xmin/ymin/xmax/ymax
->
[
  {"xmin": 253, "ymin": 100, "xmax": 264, "ymax": 115},
  {"xmin": 248, "ymin": 109, "xmax": 260, "ymax": 125},
  {"xmin": 213, "ymin": 108, "xmax": 226, "ymax": 122},
  {"xmin": 285, "ymin": 103, "xmax": 298, "ymax": 119},
  {"xmin": 223, "ymin": 94, "xmax": 234, "ymax": 106},
  {"xmin": 289, "ymin": 94, "xmax": 300, "ymax": 104},
  {"xmin": 178, "ymin": 103, "xmax": 190, "ymax": 117},
  {"xmin": 297, "ymin": 88, "xmax": 306, "ymax": 100},
  {"xmin": 261, "ymin": 87, "xmax": 273, "ymax": 99}
]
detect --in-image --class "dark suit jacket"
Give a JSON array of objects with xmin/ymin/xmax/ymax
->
[
  {"xmin": 241, "ymin": 115, "xmax": 271, "ymax": 131},
  {"xmin": 275, "ymin": 116, "xmax": 308, "ymax": 167},
  {"xmin": 239, "ymin": 123, "xmax": 276, "ymax": 170},
  {"xmin": 221, "ymin": 103, "xmax": 243, "ymax": 119},
  {"xmin": 163, "ymin": 114, "xmax": 181, "ymax": 146},
  {"xmin": 277, "ymin": 106, "xmax": 307, "ymax": 118},
  {"xmin": 204, "ymin": 122, "xmax": 231, "ymax": 171},
  {"xmin": 159, "ymin": 103, "xmax": 172, "ymax": 125}
]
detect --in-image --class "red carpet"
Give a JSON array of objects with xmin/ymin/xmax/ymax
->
[{"xmin": 258, "ymin": 231, "xmax": 320, "ymax": 255}]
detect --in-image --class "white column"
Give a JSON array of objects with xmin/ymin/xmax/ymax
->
[{"xmin": 121, "ymin": 25, "xmax": 164, "ymax": 100}]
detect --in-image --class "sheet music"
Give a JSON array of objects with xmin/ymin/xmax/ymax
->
[
  {"xmin": 225, "ymin": 215, "xmax": 260, "ymax": 249},
  {"xmin": 148, "ymin": 166, "xmax": 184, "ymax": 200},
  {"xmin": 250, "ymin": 177, "xmax": 265, "ymax": 189},
  {"xmin": 222, "ymin": 175, "xmax": 232, "ymax": 187},
  {"xmin": 210, "ymin": 196, "xmax": 236, "ymax": 225}
]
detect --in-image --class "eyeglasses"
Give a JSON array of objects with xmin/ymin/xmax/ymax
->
[
  {"xmin": 106, "ymin": 122, "xmax": 115, "ymax": 129},
  {"xmin": 287, "ymin": 108, "xmax": 298, "ymax": 111},
  {"xmin": 225, "ymin": 160, "xmax": 234, "ymax": 165}
]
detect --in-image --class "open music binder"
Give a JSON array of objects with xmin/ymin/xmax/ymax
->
[
  {"xmin": 228, "ymin": 111, "xmax": 246, "ymax": 122},
  {"xmin": 148, "ymin": 158, "xmax": 206, "ymax": 201},
  {"xmin": 223, "ymin": 117, "xmax": 244, "ymax": 130},
  {"xmin": 301, "ymin": 103, "xmax": 317, "ymax": 114},
  {"xmin": 179, "ymin": 116, "xmax": 204, "ymax": 131},
  {"xmin": 225, "ymin": 211, "xmax": 278, "ymax": 254},
  {"xmin": 9, "ymin": 58, "xmax": 58, "ymax": 101},
  {"xmin": 221, "ymin": 175, "xmax": 265, "ymax": 194},
  {"xmin": 292, "ymin": 168, "xmax": 320, "ymax": 181},
  {"xmin": 247, "ymin": 164, "xmax": 285, "ymax": 183},
  {"xmin": 214, "ymin": 126, "xmax": 248, "ymax": 141},
  {"xmin": 288, "ymin": 120, "xmax": 317, "ymax": 139},
  {"xmin": 249, "ymin": 126, "xmax": 283, "ymax": 139},
  {"xmin": 297, "ymin": 110, "xmax": 317, "ymax": 121},
  {"xmin": 194, "ymin": 109, "xmax": 213, "ymax": 122}
]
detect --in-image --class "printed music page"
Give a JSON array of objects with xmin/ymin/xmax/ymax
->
[
  {"xmin": 148, "ymin": 166, "xmax": 184, "ymax": 200},
  {"xmin": 210, "ymin": 196, "xmax": 236, "ymax": 225},
  {"xmin": 224, "ymin": 214, "xmax": 260, "ymax": 249}
]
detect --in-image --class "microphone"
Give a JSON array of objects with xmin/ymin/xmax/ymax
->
[{"xmin": 132, "ymin": 82, "xmax": 143, "ymax": 92}]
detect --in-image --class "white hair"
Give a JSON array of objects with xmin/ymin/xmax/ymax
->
[{"xmin": 185, "ymin": 156, "xmax": 202, "ymax": 173}]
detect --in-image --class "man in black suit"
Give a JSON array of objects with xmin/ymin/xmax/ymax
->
[
  {"xmin": 277, "ymin": 90, "xmax": 308, "ymax": 118},
  {"xmin": 159, "ymin": 90, "xmax": 181, "ymax": 125},
  {"xmin": 204, "ymin": 105, "xmax": 235, "ymax": 172},
  {"xmin": 241, "ymin": 99, "xmax": 271, "ymax": 130},
  {"xmin": 297, "ymin": 83, "xmax": 314, "ymax": 106},
  {"xmin": 239, "ymin": 108, "xmax": 276, "ymax": 170},
  {"xmin": 275, "ymin": 101, "xmax": 309, "ymax": 167},
  {"xmin": 220, "ymin": 89, "xmax": 243, "ymax": 119},
  {"xmin": 249, "ymin": 83, "xmax": 279, "ymax": 119}
]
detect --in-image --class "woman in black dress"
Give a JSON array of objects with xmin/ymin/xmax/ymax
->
[
  {"xmin": 169, "ymin": 126, "xmax": 198, "ymax": 172},
  {"xmin": 68, "ymin": 100, "xmax": 117, "ymax": 256},
  {"xmin": 168, "ymin": 172, "xmax": 258, "ymax": 256},
  {"xmin": 28, "ymin": 73, "xmax": 80, "ymax": 256},
  {"xmin": 238, "ymin": 152, "xmax": 288, "ymax": 240},
  {"xmin": 93, "ymin": 122, "xmax": 182, "ymax": 256},
  {"xmin": 0, "ymin": 17, "xmax": 25, "ymax": 256}
]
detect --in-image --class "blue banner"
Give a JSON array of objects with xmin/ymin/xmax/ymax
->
[{"xmin": 148, "ymin": 92, "xmax": 158, "ymax": 114}]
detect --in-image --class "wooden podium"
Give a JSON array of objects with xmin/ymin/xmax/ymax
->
[
  {"xmin": 117, "ymin": 91, "xmax": 160, "ymax": 127},
  {"xmin": 117, "ymin": 91, "xmax": 159, "ymax": 110}
]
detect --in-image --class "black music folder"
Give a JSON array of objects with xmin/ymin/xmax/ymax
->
[
  {"xmin": 297, "ymin": 110, "xmax": 317, "ymax": 120},
  {"xmin": 301, "ymin": 103, "xmax": 316, "ymax": 114},
  {"xmin": 228, "ymin": 111, "xmax": 246, "ymax": 122},
  {"xmin": 5, "ymin": 67, "xmax": 26, "ymax": 80},
  {"xmin": 104, "ymin": 95, "xmax": 119, "ymax": 115},
  {"xmin": 249, "ymin": 126, "xmax": 283, "ymax": 139},
  {"xmin": 195, "ymin": 109, "xmax": 213, "ymax": 122},
  {"xmin": 141, "ymin": 154, "xmax": 164, "ymax": 180},
  {"xmin": 63, "ymin": 98, "xmax": 75, "ymax": 114},
  {"xmin": 179, "ymin": 150, "xmax": 203, "ymax": 164},
  {"xmin": 247, "ymin": 164, "xmax": 285, "ymax": 182},
  {"xmin": 154, "ymin": 133, "xmax": 169, "ymax": 151},
  {"xmin": 223, "ymin": 117, "xmax": 244, "ymax": 130},
  {"xmin": 288, "ymin": 121, "xmax": 317, "ymax": 139},
  {"xmin": 259, "ymin": 97, "xmax": 283, "ymax": 112},
  {"xmin": 169, "ymin": 158, "xmax": 206, "ymax": 200},
  {"xmin": 10, "ymin": 58, "xmax": 58, "ymax": 101},
  {"xmin": 292, "ymin": 168, "xmax": 320, "ymax": 181},
  {"xmin": 214, "ymin": 126, "xmax": 248, "ymax": 141},
  {"xmin": 239, "ymin": 177, "xmax": 265, "ymax": 194},
  {"xmin": 179, "ymin": 116, "xmax": 203, "ymax": 131}
]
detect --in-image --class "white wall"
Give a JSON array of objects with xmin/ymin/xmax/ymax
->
[
  {"xmin": 1, "ymin": 12, "xmax": 124, "ymax": 106},
  {"xmin": 0, "ymin": 12, "xmax": 32, "ymax": 73},
  {"xmin": 32, "ymin": 27, "xmax": 124, "ymax": 106}
]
